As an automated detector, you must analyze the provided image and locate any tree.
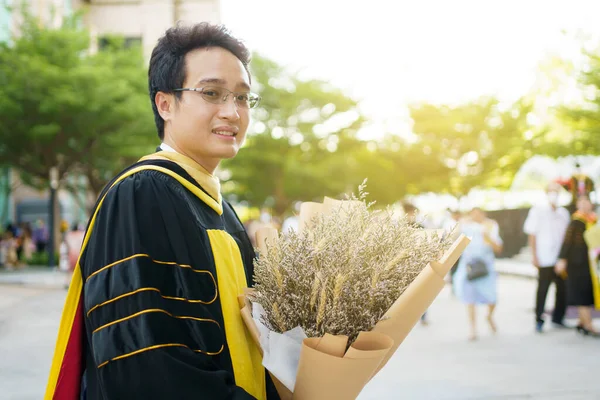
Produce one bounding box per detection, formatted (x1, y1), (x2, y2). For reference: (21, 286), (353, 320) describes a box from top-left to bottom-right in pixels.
(221, 54), (366, 217)
(556, 48), (600, 154)
(0, 10), (156, 205)
(408, 97), (534, 196)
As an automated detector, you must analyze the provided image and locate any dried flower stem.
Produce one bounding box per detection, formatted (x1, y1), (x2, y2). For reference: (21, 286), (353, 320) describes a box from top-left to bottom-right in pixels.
(252, 183), (453, 343)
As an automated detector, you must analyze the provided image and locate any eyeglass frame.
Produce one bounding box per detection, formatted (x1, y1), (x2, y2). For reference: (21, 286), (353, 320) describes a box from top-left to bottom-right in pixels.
(172, 86), (261, 109)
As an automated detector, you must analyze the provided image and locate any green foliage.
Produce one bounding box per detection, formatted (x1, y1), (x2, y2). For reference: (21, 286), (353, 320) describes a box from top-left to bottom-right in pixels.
(3, 8), (579, 218)
(222, 54), (367, 216)
(222, 55), (539, 214)
(26, 251), (59, 266)
(556, 49), (600, 154)
(409, 97), (534, 196)
(0, 9), (156, 199)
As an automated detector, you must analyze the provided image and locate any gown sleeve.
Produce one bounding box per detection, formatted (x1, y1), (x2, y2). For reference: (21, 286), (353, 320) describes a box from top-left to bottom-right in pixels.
(559, 219), (576, 261)
(81, 170), (256, 400)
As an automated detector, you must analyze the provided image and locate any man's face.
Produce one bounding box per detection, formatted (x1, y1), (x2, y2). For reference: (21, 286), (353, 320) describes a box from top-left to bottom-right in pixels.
(160, 47), (251, 170)
(546, 189), (559, 205)
(470, 208), (485, 223)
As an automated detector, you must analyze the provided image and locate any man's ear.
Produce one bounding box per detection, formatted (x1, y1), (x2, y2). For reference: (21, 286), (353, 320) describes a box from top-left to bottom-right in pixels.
(155, 91), (175, 122)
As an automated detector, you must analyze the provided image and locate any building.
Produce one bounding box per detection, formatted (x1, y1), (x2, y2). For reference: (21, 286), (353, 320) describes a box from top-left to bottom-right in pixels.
(79, 0), (221, 59)
(0, 2), (12, 42)
(0, 0), (221, 229)
(1, 0), (74, 39)
(1, 0), (221, 58)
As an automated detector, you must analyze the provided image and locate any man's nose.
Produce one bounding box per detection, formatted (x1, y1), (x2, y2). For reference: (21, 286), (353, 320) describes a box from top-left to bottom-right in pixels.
(218, 96), (241, 120)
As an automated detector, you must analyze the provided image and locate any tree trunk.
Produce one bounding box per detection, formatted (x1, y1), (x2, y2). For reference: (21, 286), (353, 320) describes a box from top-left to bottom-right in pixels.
(83, 166), (106, 206)
(0, 167), (11, 226)
(63, 177), (93, 220)
(273, 172), (289, 219)
(52, 190), (61, 256)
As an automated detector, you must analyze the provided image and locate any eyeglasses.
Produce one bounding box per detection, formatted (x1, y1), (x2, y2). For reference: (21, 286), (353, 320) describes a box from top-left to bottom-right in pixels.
(173, 86), (261, 109)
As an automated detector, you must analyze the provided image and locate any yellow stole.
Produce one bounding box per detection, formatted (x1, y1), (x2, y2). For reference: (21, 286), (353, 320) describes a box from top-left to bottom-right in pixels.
(139, 151), (222, 206)
(573, 212), (600, 310)
(139, 152), (266, 399)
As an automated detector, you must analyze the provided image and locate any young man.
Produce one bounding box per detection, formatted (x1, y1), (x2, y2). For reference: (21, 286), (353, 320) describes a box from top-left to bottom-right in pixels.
(45, 23), (279, 399)
(523, 182), (571, 333)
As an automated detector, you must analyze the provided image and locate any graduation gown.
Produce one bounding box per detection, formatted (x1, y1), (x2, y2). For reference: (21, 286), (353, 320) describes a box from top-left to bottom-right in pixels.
(45, 151), (279, 400)
(559, 213), (596, 307)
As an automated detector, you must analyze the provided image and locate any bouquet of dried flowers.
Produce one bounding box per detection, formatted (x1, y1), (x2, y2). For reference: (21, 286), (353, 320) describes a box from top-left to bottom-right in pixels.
(239, 184), (470, 400)
(252, 185), (452, 343)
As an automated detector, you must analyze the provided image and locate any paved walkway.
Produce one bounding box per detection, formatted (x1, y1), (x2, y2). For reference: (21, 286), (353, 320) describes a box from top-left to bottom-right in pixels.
(359, 276), (600, 399)
(1, 270), (599, 399)
(0, 267), (69, 288)
(495, 258), (537, 279)
(0, 255), (539, 289)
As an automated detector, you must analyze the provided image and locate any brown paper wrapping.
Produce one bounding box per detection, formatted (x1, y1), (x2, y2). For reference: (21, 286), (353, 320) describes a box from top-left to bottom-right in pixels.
(238, 298), (394, 399)
(238, 305), (394, 399)
(256, 226), (278, 255)
(292, 332), (393, 400)
(298, 197), (362, 234)
(297, 202), (324, 234)
(322, 196), (362, 215)
(245, 201), (471, 399)
(238, 294), (261, 352)
(371, 233), (470, 372)
(271, 376), (293, 400)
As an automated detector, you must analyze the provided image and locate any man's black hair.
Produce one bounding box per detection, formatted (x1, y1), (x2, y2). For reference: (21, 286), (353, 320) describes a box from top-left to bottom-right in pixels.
(148, 23), (251, 139)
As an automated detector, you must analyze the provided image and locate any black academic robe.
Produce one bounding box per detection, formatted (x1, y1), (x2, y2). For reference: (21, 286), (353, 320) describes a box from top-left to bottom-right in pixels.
(559, 216), (595, 306)
(45, 157), (280, 400)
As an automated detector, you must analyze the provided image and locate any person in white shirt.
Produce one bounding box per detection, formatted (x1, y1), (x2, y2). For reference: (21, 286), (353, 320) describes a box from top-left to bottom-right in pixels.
(442, 209), (462, 233)
(281, 202), (301, 233)
(523, 182), (571, 332)
(281, 215), (299, 233)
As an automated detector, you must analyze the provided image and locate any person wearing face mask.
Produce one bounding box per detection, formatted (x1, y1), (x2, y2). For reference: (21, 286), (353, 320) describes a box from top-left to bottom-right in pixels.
(523, 182), (571, 333)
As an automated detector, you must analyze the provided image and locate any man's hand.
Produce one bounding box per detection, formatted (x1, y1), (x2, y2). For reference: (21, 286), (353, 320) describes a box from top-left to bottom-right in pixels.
(554, 259), (567, 278)
(529, 235), (539, 268)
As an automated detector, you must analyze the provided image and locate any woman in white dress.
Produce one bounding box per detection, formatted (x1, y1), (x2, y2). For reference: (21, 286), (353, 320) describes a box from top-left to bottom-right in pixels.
(453, 208), (503, 340)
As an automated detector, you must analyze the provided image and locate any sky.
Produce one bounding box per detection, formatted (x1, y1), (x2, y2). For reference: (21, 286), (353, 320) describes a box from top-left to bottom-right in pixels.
(221, 0), (600, 139)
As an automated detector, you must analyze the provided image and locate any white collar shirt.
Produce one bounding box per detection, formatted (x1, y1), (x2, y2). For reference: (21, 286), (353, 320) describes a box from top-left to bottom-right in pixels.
(160, 142), (177, 153)
(523, 203), (570, 267)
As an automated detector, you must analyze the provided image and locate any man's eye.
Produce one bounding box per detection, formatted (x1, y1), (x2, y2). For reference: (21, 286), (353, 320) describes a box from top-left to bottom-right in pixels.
(236, 94), (249, 102)
(202, 89), (221, 97)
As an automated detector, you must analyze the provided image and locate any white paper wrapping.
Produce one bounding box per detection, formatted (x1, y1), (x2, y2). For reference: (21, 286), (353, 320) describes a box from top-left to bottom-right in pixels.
(252, 302), (307, 391)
